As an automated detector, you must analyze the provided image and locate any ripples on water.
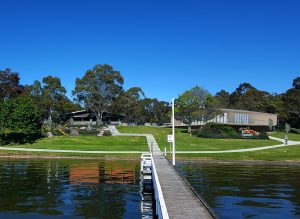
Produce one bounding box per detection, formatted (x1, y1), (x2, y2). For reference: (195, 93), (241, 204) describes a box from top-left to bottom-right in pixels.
(176, 161), (300, 219)
(0, 159), (148, 219)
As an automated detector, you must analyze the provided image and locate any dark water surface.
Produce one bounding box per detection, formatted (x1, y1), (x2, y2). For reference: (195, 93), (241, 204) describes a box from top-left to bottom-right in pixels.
(0, 158), (143, 219)
(176, 161), (300, 219)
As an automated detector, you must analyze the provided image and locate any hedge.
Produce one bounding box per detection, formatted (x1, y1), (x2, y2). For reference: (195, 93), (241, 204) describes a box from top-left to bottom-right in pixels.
(197, 123), (269, 139)
(0, 97), (42, 145)
(197, 123), (241, 139)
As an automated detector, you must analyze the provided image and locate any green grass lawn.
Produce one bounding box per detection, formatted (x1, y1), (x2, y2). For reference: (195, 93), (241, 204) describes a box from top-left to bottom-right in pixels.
(174, 144), (300, 161)
(2, 127), (297, 161)
(117, 126), (280, 151)
(270, 132), (300, 141)
(12, 136), (148, 151)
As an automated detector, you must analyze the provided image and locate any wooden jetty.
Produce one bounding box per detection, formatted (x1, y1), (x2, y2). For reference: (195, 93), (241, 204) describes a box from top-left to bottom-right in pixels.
(145, 134), (216, 219)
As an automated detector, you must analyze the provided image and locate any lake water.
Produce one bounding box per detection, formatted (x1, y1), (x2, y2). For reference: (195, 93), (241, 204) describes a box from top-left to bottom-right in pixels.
(2, 158), (300, 219)
(0, 158), (151, 219)
(176, 161), (300, 219)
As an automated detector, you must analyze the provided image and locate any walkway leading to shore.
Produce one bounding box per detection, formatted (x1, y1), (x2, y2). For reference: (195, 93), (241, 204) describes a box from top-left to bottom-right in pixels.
(108, 125), (120, 136)
(139, 133), (215, 218)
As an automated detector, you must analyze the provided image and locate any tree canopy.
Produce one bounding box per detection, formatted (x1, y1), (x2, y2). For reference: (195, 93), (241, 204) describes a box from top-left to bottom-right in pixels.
(111, 87), (170, 125)
(0, 68), (23, 100)
(112, 87), (145, 124)
(28, 77), (80, 123)
(0, 97), (42, 144)
(175, 86), (220, 135)
(0, 65), (299, 146)
(41, 76), (67, 120)
(293, 77), (300, 90)
(73, 64), (124, 125)
(214, 77), (300, 128)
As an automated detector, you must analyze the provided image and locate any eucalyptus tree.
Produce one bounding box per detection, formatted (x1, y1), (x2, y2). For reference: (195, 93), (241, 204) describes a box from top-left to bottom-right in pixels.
(140, 98), (170, 125)
(282, 77), (300, 128)
(293, 77), (300, 90)
(73, 64), (124, 126)
(30, 79), (80, 122)
(215, 90), (230, 108)
(41, 76), (67, 121)
(112, 87), (145, 124)
(175, 86), (219, 135)
(0, 68), (23, 100)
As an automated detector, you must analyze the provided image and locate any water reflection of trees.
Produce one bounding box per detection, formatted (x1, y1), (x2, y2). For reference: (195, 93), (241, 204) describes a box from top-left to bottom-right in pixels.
(177, 162), (300, 216)
(0, 160), (68, 215)
(0, 159), (141, 218)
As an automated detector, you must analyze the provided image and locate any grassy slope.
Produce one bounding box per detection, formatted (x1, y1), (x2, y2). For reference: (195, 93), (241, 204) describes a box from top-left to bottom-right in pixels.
(2, 128), (299, 161)
(12, 136), (148, 151)
(117, 126), (280, 151)
(116, 126), (300, 161)
(270, 132), (300, 141)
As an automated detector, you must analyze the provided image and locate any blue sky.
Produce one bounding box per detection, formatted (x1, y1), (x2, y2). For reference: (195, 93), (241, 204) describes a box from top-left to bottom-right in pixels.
(0, 0), (299, 101)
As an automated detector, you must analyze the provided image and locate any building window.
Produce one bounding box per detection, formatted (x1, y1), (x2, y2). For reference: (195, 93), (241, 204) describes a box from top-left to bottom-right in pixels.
(234, 113), (249, 124)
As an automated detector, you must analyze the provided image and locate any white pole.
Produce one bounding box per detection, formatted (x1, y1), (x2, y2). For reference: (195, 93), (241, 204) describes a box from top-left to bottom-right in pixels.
(172, 98), (175, 166)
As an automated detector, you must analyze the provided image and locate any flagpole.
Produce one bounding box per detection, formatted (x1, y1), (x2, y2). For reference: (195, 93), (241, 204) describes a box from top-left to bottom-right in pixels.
(172, 98), (175, 166)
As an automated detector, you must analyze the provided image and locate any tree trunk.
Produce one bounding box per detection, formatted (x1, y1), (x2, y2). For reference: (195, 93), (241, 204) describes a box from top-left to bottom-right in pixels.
(188, 125), (192, 136)
(96, 111), (103, 127)
(48, 107), (52, 120)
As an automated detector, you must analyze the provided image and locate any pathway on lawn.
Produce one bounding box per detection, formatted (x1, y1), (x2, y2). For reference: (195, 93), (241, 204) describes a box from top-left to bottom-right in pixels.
(108, 125), (120, 136)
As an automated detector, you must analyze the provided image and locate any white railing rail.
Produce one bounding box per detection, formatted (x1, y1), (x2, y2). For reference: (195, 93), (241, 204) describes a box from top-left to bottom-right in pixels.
(151, 156), (169, 219)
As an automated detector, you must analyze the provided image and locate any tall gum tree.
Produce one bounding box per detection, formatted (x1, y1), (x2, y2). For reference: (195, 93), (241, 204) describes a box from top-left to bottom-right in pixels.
(111, 87), (145, 124)
(73, 64), (124, 126)
(0, 68), (23, 100)
(42, 76), (67, 121)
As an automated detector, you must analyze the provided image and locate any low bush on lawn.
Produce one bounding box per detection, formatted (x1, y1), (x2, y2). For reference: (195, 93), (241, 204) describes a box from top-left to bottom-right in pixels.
(290, 128), (300, 134)
(78, 130), (99, 136)
(197, 123), (269, 139)
(197, 123), (241, 139)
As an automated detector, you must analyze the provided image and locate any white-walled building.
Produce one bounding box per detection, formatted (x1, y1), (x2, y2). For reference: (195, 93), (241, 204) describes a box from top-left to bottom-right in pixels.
(173, 108), (278, 131)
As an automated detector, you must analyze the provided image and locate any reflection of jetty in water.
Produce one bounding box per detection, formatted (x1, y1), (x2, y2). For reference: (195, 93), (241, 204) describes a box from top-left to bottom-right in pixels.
(140, 154), (155, 219)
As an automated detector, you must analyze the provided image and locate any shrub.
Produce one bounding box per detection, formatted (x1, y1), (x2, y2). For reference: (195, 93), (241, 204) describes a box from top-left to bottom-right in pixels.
(197, 123), (240, 139)
(191, 130), (198, 136)
(290, 128), (300, 134)
(78, 130), (99, 136)
(52, 130), (63, 136)
(64, 128), (72, 135)
(181, 129), (200, 136)
(247, 132), (269, 139)
(0, 130), (42, 145)
(0, 98), (42, 144)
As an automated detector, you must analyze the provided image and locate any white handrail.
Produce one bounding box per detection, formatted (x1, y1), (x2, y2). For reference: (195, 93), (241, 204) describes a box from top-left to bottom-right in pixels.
(151, 156), (169, 219)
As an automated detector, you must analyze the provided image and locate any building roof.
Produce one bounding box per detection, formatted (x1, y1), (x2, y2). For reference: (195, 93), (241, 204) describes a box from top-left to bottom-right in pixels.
(66, 110), (87, 115)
